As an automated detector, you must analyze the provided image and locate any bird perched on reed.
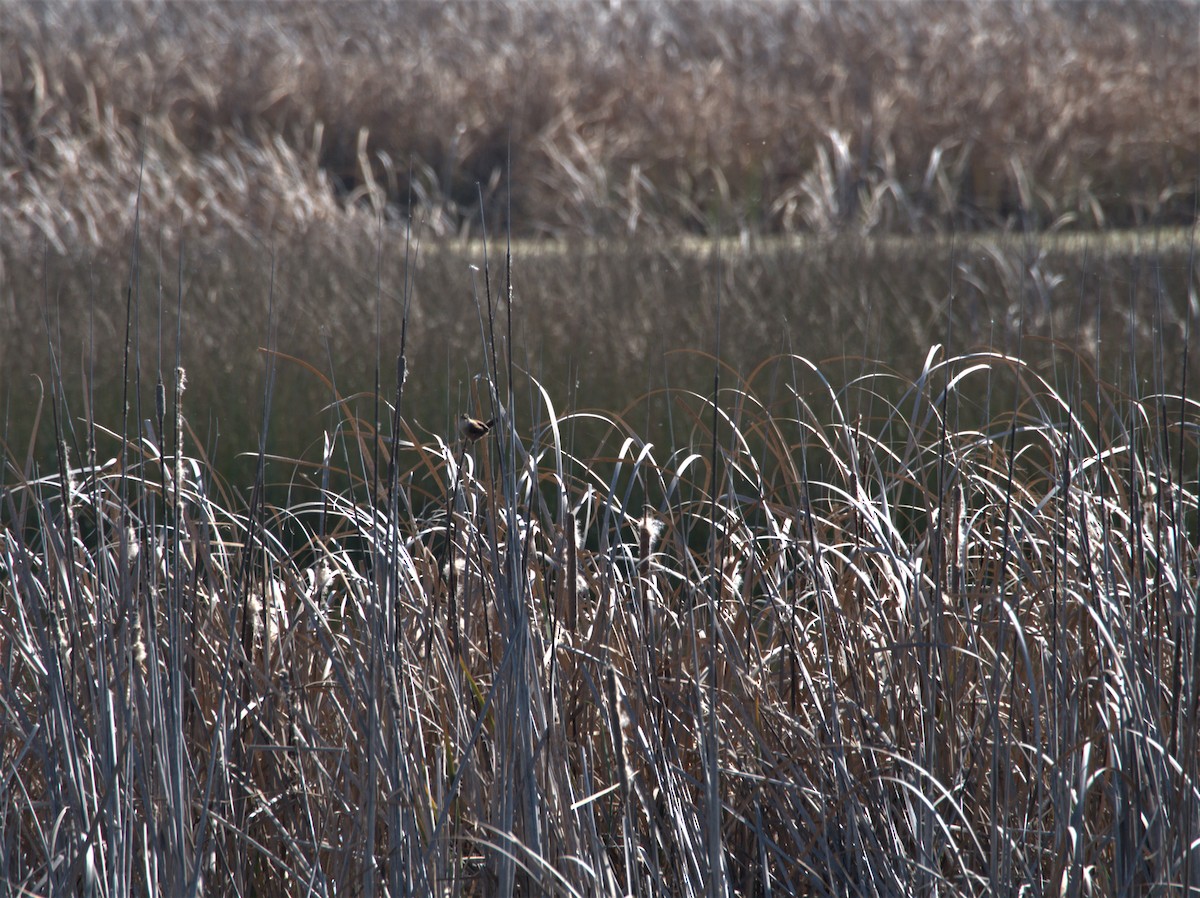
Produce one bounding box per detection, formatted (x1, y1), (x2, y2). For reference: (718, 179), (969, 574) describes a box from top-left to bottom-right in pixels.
(458, 414), (495, 443)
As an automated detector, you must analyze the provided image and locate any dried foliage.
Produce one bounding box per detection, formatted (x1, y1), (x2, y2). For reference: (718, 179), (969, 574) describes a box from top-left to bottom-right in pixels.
(3, 338), (1198, 894)
(2, 0), (1197, 250)
(2, 3), (1199, 893)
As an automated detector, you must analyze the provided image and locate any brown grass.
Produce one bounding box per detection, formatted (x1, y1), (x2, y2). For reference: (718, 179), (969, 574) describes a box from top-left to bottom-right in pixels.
(2, 0), (1197, 251)
(2, 5), (1198, 892)
(2, 341), (1197, 894)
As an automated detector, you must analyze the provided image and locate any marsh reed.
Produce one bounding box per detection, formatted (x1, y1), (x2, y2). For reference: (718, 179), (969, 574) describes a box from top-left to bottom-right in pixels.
(3, 2), (1198, 894)
(3, 266), (1197, 892)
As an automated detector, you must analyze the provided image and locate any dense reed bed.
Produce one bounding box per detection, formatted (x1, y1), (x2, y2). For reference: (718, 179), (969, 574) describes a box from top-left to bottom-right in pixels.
(4, 0), (1196, 487)
(3, 309), (1198, 893)
(3, 0), (1196, 252)
(3, 2), (1198, 894)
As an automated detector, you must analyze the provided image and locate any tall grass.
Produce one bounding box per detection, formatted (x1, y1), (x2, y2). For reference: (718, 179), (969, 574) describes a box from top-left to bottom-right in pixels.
(4, 0), (1195, 487)
(6, 227), (1196, 489)
(3, 0), (1196, 250)
(2, 2), (1198, 894)
(3, 272), (1197, 893)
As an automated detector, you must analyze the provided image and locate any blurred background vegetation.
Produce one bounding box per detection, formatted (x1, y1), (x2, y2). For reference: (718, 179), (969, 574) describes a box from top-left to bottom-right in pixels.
(2, 0), (1196, 484)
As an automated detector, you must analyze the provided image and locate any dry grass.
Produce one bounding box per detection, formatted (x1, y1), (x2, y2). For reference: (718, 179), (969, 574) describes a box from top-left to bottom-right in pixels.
(2, 0), (1196, 252)
(2, 299), (1198, 893)
(2, 3), (1199, 894)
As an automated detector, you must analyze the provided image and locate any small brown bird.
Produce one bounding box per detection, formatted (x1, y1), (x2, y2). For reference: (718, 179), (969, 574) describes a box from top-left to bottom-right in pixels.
(458, 414), (495, 443)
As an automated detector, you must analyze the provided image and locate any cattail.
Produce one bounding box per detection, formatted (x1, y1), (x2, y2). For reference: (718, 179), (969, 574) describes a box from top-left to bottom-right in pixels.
(604, 665), (633, 805)
(264, 577), (288, 667)
(174, 367), (187, 501)
(312, 560), (332, 595)
(246, 588), (263, 645)
(132, 600), (147, 671)
(61, 440), (77, 533)
(155, 379), (166, 425)
(123, 524), (140, 569)
(637, 506), (662, 578)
